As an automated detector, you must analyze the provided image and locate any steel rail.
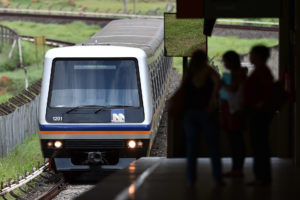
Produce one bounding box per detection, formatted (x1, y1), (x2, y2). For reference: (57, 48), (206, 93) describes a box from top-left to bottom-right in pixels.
(214, 23), (279, 32)
(35, 179), (66, 200)
(216, 19), (279, 26)
(0, 8), (163, 19)
(0, 163), (49, 197)
(0, 10), (278, 33)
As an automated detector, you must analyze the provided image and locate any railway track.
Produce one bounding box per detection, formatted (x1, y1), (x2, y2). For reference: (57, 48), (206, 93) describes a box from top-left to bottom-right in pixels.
(0, 8), (162, 26)
(0, 9), (279, 33)
(0, 161), (65, 200)
(20, 35), (75, 47)
(35, 179), (66, 200)
(214, 23), (278, 32)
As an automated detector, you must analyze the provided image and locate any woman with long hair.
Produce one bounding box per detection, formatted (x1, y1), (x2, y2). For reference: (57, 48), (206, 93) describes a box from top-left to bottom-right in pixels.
(182, 49), (223, 186)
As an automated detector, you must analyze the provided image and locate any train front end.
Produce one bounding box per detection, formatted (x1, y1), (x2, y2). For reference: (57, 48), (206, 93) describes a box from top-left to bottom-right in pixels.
(39, 46), (152, 171)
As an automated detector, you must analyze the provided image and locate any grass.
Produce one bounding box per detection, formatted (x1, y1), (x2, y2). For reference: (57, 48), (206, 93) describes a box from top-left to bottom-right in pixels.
(0, 61), (44, 96)
(0, 41), (22, 72)
(0, 93), (13, 102)
(0, 21), (101, 43)
(164, 14), (206, 57)
(171, 36), (278, 74)
(4, 0), (173, 14)
(173, 57), (183, 74)
(0, 134), (44, 183)
(208, 36), (278, 61)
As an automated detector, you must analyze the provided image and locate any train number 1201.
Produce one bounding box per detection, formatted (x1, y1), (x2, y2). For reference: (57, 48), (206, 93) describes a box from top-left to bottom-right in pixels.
(53, 116), (63, 121)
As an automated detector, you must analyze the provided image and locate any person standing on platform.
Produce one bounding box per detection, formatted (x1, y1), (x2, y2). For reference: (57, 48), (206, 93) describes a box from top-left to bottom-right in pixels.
(181, 50), (223, 187)
(243, 45), (274, 185)
(220, 51), (247, 178)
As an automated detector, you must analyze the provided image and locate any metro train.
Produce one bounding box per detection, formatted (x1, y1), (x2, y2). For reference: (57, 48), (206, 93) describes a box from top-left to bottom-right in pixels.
(39, 19), (172, 171)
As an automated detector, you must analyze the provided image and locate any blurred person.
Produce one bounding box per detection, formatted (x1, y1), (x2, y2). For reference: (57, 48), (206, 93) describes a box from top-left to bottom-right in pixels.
(220, 51), (247, 178)
(243, 45), (274, 185)
(181, 49), (223, 187)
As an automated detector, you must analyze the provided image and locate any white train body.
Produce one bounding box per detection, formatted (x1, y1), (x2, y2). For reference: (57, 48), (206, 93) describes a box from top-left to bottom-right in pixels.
(39, 19), (172, 171)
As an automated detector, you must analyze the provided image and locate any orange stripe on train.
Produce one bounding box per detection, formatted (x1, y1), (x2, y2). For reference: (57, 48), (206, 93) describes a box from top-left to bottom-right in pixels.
(40, 131), (151, 135)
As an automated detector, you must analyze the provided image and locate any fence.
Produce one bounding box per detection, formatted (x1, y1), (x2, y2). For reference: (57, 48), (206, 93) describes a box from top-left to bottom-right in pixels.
(0, 24), (17, 53)
(0, 25), (73, 158)
(0, 24), (23, 70)
(0, 79), (41, 157)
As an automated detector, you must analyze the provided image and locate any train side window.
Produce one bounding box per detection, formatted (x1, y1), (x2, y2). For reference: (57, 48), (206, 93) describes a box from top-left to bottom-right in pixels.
(154, 73), (158, 101)
(157, 67), (161, 95)
(160, 63), (164, 94)
(160, 63), (164, 88)
(159, 62), (162, 91)
(151, 72), (156, 103)
(155, 70), (159, 101)
(154, 71), (157, 103)
(162, 60), (165, 79)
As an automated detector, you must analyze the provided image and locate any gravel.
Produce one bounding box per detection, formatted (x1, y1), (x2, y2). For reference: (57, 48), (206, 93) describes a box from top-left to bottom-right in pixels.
(53, 185), (94, 200)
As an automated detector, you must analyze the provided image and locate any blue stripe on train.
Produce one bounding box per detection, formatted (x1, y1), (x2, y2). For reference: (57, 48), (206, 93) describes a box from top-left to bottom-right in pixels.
(39, 123), (152, 131)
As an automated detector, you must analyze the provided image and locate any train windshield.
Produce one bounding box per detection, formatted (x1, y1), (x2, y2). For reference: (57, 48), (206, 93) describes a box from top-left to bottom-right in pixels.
(49, 59), (141, 108)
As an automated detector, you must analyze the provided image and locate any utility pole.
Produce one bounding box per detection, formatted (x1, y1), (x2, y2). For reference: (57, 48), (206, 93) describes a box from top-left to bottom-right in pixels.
(123, 0), (127, 13)
(17, 37), (28, 89)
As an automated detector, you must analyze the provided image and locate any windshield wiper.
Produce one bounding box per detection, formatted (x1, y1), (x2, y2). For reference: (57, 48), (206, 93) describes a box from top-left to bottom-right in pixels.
(94, 105), (134, 114)
(65, 105), (102, 114)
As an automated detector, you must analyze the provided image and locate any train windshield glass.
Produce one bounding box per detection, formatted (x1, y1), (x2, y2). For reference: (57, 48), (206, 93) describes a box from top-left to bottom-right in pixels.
(49, 59), (140, 108)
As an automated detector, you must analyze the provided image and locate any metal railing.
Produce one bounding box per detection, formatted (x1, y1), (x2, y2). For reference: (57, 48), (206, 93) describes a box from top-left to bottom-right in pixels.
(0, 24), (19, 56)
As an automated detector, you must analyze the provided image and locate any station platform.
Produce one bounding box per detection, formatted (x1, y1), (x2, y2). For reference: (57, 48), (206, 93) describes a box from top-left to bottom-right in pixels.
(76, 157), (300, 200)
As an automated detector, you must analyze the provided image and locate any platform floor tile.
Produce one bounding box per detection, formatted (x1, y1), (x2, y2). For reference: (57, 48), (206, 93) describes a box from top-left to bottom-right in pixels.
(76, 157), (300, 200)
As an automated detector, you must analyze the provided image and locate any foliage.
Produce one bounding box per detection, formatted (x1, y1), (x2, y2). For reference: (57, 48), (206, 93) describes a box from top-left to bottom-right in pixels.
(0, 43), (20, 72)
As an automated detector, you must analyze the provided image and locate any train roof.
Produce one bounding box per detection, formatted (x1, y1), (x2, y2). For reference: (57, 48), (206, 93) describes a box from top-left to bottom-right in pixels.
(45, 45), (146, 59)
(81, 19), (164, 57)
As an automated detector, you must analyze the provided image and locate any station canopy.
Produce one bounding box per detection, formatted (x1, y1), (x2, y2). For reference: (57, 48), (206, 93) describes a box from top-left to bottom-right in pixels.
(177, 0), (281, 18)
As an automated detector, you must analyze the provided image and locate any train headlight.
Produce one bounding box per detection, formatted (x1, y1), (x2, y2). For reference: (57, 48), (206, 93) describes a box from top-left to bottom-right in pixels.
(47, 141), (53, 148)
(137, 141), (143, 148)
(128, 140), (136, 149)
(54, 141), (63, 149)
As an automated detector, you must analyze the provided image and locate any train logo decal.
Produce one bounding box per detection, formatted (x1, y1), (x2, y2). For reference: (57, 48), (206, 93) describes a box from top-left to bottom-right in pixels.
(111, 109), (125, 123)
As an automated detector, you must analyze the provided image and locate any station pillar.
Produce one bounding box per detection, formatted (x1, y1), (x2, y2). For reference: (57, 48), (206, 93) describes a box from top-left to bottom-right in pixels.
(294, 0), (300, 167)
